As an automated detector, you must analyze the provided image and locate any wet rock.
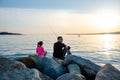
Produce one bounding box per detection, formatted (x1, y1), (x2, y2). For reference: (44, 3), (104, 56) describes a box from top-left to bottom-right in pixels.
(95, 64), (120, 80)
(64, 55), (101, 80)
(57, 73), (86, 80)
(0, 57), (41, 80)
(36, 57), (67, 80)
(16, 57), (36, 68)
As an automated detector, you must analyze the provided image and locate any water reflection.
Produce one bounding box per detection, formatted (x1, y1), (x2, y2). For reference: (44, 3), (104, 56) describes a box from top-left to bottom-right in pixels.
(100, 34), (114, 55)
(0, 35), (120, 70)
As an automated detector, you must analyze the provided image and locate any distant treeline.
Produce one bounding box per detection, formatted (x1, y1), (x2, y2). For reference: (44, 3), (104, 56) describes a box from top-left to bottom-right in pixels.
(0, 32), (22, 35)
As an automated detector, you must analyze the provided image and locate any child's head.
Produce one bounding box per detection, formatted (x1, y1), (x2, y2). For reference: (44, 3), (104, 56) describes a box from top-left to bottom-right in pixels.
(67, 46), (71, 50)
(37, 41), (43, 47)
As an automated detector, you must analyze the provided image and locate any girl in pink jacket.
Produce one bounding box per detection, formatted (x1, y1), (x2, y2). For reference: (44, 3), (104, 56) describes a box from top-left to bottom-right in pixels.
(36, 41), (47, 57)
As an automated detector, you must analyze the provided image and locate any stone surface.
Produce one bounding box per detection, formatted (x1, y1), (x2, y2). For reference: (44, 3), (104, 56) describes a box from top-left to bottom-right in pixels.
(68, 64), (81, 74)
(57, 73), (86, 80)
(39, 72), (53, 80)
(29, 54), (41, 63)
(0, 57), (41, 80)
(36, 57), (67, 80)
(95, 64), (120, 80)
(52, 57), (64, 65)
(64, 55), (101, 80)
(16, 57), (36, 68)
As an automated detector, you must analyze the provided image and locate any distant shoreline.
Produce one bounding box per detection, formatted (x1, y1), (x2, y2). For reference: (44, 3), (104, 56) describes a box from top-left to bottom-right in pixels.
(0, 32), (23, 35)
(67, 32), (120, 35)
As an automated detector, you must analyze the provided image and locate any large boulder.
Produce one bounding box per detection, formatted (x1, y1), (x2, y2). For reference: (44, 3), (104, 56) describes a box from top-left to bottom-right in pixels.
(39, 72), (53, 80)
(52, 57), (64, 65)
(16, 57), (36, 68)
(64, 55), (101, 80)
(68, 64), (81, 74)
(67, 64), (86, 80)
(0, 57), (41, 80)
(95, 64), (120, 80)
(57, 73), (85, 80)
(29, 54), (41, 63)
(36, 57), (67, 80)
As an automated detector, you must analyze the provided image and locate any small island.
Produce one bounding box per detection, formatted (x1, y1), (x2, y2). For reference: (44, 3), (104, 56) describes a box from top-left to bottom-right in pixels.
(0, 32), (22, 35)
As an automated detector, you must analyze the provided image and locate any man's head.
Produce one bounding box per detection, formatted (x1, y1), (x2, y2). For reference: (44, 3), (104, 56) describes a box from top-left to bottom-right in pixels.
(57, 36), (63, 43)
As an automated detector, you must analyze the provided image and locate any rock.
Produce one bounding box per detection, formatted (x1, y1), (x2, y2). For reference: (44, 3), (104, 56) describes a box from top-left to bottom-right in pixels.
(67, 64), (86, 80)
(29, 54), (41, 63)
(95, 64), (120, 80)
(16, 57), (36, 68)
(57, 73), (86, 80)
(0, 57), (41, 80)
(68, 64), (81, 74)
(52, 57), (64, 65)
(36, 57), (67, 80)
(0, 55), (6, 58)
(64, 55), (101, 80)
(39, 72), (53, 80)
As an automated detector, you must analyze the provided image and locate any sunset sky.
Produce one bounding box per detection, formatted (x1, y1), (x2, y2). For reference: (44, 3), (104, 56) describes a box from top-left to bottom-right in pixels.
(0, 0), (120, 34)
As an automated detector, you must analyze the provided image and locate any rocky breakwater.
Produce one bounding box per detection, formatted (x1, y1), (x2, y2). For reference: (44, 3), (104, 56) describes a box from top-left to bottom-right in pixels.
(35, 57), (67, 80)
(0, 57), (41, 80)
(95, 64), (120, 80)
(0, 54), (120, 80)
(63, 55), (101, 80)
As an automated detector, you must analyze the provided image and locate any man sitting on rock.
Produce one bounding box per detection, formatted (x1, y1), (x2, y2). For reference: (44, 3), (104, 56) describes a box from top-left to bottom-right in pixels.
(53, 36), (71, 59)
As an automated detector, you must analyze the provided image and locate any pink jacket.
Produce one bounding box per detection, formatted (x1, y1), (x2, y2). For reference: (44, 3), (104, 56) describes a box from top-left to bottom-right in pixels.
(36, 46), (45, 56)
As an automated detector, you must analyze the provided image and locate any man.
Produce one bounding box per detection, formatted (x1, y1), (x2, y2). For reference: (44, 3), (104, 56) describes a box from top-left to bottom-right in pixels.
(53, 36), (71, 59)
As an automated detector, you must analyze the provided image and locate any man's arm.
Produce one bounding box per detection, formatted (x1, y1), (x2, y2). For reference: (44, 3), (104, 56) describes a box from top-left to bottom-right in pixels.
(62, 43), (66, 48)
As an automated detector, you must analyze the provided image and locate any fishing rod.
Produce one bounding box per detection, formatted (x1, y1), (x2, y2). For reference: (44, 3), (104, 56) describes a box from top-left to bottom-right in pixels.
(49, 26), (72, 47)
(49, 26), (58, 38)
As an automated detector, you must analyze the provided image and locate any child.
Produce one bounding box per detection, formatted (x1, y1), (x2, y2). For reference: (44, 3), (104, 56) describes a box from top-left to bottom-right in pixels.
(36, 41), (47, 57)
(62, 46), (72, 59)
(67, 46), (72, 55)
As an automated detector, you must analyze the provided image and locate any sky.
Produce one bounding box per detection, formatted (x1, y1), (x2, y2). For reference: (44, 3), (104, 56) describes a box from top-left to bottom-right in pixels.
(0, 0), (120, 34)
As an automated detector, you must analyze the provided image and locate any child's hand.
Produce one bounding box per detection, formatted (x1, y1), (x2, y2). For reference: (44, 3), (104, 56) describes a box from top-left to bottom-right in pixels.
(44, 51), (47, 56)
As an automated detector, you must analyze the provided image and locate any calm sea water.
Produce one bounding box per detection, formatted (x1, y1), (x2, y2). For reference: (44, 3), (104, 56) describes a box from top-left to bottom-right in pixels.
(0, 34), (120, 70)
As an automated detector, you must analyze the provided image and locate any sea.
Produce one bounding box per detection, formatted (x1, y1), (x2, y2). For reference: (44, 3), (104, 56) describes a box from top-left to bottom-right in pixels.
(0, 34), (120, 70)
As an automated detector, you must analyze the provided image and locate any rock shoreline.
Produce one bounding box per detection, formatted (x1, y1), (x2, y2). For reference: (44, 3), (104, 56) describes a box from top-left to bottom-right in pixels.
(0, 55), (120, 80)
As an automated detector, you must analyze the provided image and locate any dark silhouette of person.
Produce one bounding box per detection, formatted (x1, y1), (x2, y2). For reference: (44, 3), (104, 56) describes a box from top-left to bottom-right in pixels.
(53, 36), (71, 59)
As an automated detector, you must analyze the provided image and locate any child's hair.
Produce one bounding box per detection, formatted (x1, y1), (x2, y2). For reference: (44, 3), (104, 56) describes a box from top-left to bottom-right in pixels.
(37, 41), (43, 47)
(67, 46), (71, 50)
